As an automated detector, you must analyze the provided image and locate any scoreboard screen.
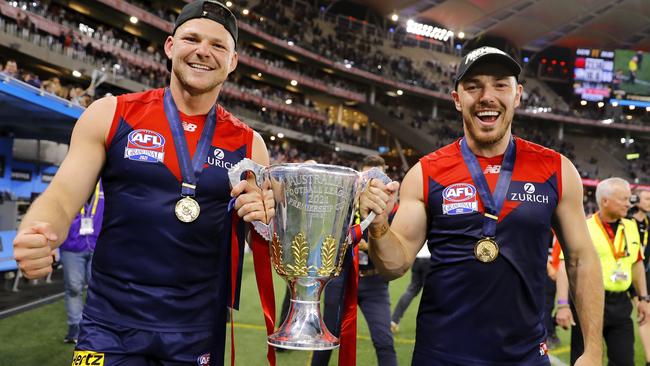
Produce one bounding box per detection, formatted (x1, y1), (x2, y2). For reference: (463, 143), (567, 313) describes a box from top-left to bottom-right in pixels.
(573, 48), (614, 101)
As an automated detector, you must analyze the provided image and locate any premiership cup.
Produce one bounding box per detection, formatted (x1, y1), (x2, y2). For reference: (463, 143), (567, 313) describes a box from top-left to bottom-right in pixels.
(228, 159), (390, 350)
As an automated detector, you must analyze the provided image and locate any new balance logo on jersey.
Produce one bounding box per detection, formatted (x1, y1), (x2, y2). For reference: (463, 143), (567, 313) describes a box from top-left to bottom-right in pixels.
(182, 121), (197, 132)
(484, 165), (501, 174)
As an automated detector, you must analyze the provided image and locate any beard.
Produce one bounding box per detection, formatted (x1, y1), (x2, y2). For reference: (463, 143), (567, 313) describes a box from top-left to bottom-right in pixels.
(463, 108), (514, 148)
(172, 61), (225, 96)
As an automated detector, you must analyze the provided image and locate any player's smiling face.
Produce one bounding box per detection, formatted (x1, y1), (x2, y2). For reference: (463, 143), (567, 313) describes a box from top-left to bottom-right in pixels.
(452, 62), (522, 148)
(165, 18), (238, 95)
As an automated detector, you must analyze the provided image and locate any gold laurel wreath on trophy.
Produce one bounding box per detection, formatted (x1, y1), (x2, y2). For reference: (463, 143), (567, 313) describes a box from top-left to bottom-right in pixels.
(286, 233), (310, 276)
(317, 236), (337, 276)
(271, 233), (286, 276)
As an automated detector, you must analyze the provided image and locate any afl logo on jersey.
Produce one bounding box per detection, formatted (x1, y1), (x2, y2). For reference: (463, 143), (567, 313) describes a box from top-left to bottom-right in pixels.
(196, 353), (210, 366)
(124, 129), (165, 163)
(442, 183), (478, 215)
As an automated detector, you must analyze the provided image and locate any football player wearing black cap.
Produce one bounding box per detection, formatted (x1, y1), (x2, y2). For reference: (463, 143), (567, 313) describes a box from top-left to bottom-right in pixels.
(13, 1), (275, 365)
(358, 46), (604, 365)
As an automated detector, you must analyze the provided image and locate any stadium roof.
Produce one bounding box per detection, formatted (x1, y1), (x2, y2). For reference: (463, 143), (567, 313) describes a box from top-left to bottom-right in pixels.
(352, 0), (650, 52)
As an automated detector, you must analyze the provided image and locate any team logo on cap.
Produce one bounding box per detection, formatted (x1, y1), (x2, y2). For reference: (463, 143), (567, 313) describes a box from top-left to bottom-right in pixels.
(196, 353), (210, 366)
(464, 46), (507, 64)
(124, 129), (165, 163)
(442, 183), (478, 215)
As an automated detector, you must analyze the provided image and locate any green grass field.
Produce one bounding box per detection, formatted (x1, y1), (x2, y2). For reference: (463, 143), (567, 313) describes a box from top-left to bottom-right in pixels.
(614, 49), (650, 96)
(0, 255), (647, 365)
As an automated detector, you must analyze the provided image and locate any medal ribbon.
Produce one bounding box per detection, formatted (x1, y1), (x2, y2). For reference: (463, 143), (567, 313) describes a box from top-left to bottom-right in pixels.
(460, 138), (516, 238)
(594, 213), (626, 260)
(163, 88), (217, 198)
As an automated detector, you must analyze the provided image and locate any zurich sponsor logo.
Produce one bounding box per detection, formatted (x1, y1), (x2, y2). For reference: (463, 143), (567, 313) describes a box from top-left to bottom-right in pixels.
(442, 183), (478, 215)
(206, 147), (234, 169)
(196, 353), (210, 366)
(510, 182), (549, 204)
(524, 183), (535, 194)
(127, 129), (165, 148)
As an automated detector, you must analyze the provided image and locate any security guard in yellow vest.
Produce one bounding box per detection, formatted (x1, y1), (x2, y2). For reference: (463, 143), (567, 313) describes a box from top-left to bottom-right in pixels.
(556, 177), (650, 366)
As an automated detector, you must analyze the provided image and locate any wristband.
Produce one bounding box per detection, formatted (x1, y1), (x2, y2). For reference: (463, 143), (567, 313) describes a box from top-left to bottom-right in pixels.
(638, 295), (650, 303)
(557, 299), (569, 306)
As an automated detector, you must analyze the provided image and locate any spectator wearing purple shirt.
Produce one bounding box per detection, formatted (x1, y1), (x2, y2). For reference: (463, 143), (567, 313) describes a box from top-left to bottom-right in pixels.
(59, 182), (104, 345)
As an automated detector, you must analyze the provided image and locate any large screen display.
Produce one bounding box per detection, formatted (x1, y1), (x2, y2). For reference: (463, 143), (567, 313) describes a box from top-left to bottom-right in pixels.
(573, 48), (614, 102)
(612, 49), (650, 106)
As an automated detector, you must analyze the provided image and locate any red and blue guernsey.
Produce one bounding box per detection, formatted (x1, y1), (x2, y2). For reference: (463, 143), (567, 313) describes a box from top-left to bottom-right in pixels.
(82, 88), (252, 358)
(414, 137), (561, 366)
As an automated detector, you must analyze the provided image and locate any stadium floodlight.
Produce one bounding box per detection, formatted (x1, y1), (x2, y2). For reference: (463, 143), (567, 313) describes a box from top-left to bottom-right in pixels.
(629, 105), (636, 110)
(242, 9), (249, 15)
(390, 13), (399, 22)
(580, 100), (587, 106)
(601, 118), (614, 124)
(225, 1), (233, 7)
(270, 135), (276, 141)
(285, 99), (292, 105)
(290, 80), (298, 86)
(597, 102), (605, 108)
(129, 16), (138, 24)
(457, 32), (465, 39)
(396, 90), (403, 96)
(72, 70), (82, 78)
(406, 19), (454, 41)
(277, 133), (285, 139)
(612, 101), (619, 107)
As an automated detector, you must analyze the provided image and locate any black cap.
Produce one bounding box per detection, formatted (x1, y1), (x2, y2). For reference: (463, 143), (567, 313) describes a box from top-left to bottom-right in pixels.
(454, 46), (522, 89)
(167, 0), (238, 71)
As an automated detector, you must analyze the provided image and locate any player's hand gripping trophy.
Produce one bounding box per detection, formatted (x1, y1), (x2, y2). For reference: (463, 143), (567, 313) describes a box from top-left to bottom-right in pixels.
(229, 159), (390, 350)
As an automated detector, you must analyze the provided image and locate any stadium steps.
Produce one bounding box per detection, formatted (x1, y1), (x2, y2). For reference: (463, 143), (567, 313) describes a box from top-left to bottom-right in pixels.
(356, 103), (437, 155)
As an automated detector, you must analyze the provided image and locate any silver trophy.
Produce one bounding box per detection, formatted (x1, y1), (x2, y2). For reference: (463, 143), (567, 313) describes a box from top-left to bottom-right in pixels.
(228, 159), (390, 350)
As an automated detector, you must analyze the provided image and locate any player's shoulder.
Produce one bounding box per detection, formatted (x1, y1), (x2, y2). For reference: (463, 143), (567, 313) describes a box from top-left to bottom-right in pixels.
(515, 137), (560, 160)
(117, 88), (163, 105)
(218, 104), (252, 132)
(420, 140), (461, 165)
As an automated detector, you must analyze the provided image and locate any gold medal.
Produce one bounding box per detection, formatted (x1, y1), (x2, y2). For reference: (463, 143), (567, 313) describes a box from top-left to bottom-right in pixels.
(175, 196), (200, 223)
(474, 238), (499, 263)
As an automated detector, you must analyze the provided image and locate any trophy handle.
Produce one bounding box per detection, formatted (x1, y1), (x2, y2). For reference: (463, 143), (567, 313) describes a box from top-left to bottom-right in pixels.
(358, 168), (393, 231)
(228, 158), (271, 240)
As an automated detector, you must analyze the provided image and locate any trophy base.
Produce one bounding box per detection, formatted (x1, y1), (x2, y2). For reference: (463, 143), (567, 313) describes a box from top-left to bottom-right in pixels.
(267, 334), (339, 351)
(268, 299), (339, 351)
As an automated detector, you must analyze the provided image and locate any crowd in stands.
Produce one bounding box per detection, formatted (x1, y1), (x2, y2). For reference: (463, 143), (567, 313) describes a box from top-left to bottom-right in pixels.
(2, 0), (650, 185)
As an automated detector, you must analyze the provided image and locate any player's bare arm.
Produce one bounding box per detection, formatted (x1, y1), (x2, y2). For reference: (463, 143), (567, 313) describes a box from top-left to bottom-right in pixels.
(632, 259), (650, 325)
(13, 96), (115, 278)
(365, 162), (427, 280)
(552, 155), (604, 365)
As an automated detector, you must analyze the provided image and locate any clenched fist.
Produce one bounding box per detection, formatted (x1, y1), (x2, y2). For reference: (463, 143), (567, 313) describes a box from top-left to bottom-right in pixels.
(13, 222), (58, 279)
